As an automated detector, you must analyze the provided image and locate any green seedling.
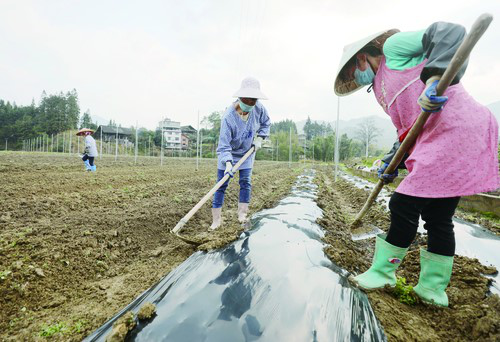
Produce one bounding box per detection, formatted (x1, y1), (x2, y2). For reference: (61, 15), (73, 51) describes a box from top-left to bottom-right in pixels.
(481, 211), (499, 220)
(393, 277), (417, 306)
(39, 322), (67, 337)
(71, 320), (87, 334)
(0, 270), (12, 280)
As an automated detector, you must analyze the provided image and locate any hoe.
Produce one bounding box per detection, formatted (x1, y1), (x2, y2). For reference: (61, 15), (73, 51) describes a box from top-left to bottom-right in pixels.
(171, 146), (256, 246)
(350, 13), (494, 239)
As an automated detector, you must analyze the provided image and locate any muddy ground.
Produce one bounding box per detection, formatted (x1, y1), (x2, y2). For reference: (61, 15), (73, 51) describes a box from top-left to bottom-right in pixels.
(315, 168), (499, 342)
(0, 152), (302, 341)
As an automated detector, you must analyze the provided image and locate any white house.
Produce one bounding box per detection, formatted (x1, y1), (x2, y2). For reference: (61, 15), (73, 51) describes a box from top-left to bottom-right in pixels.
(158, 118), (182, 149)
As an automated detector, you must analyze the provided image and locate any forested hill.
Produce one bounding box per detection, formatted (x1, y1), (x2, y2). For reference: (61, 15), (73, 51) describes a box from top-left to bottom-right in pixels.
(0, 90), (95, 148)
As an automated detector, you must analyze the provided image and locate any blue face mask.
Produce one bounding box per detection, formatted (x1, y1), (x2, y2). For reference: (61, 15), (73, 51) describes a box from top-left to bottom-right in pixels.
(238, 99), (255, 113)
(354, 64), (375, 86)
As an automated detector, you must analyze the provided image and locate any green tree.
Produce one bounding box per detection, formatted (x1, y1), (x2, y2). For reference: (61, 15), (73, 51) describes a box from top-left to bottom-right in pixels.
(65, 89), (80, 129)
(270, 119), (297, 134)
(355, 118), (380, 158)
(303, 116), (313, 140)
(80, 110), (97, 129)
(201, 111), (223, 154)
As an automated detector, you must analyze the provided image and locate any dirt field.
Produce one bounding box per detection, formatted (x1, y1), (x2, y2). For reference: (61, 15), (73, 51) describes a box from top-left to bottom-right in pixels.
(315, 168), (500, 342)
(2, 153), (498, 341)
(0, 152), (302, 341)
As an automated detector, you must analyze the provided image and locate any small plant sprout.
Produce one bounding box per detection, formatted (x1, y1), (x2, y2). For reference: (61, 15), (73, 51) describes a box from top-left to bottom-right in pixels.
(0, 270), (12, 280)
(39, 322), (68, 337)
(393, 277), (417, 306)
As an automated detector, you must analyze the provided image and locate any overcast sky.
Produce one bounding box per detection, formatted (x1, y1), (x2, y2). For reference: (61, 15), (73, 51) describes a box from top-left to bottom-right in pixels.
(1, 0), (499, 130)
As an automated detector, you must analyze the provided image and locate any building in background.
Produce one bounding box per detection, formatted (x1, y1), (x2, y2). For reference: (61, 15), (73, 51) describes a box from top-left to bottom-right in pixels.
(181, 133), (190, 149)
(181, 125), (197, 135)
(158, 118), (182, 149)
(181, 125), (197, 150)
(95, 125), (134, 145)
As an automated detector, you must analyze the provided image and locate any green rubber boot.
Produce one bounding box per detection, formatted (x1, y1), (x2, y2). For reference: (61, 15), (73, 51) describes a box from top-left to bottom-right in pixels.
(413, 249), (453, 307)
(353, 234), (408, 290)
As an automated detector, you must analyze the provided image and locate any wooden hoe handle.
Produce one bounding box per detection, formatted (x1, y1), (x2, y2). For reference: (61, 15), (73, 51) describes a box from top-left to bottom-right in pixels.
(351, 13), (493, 228)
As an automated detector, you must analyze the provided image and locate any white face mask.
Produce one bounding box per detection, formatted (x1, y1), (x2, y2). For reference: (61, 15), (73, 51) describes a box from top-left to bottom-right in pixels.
(238, 99), (255, 113)
(354, 63), (375, 86)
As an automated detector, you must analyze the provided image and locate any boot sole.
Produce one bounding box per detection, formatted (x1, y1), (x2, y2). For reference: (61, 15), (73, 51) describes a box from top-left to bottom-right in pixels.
(348, 275), (394, 292)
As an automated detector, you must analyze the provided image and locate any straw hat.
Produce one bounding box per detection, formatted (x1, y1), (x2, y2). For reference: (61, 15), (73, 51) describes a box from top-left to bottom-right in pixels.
(334, 29), (399, 96)
(233, 77), (268, 99)
(76, 128), (94, 136)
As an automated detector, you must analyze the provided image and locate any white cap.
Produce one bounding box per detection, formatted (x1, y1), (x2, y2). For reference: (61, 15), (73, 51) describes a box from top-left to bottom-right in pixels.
(233, 77), (268, 99)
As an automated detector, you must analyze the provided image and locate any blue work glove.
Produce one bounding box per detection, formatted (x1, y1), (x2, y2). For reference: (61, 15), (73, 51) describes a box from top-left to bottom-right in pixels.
(224, 161), (234, 178)
(378, 162), (398, 184)
(417, 76), (448, 113)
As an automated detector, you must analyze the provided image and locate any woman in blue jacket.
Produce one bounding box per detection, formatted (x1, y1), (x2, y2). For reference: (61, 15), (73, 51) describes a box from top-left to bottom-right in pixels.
(211, 77), (271, 229)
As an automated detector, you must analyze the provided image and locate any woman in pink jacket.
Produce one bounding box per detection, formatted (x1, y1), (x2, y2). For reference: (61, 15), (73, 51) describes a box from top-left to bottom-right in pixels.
(334, 22), (498, 307)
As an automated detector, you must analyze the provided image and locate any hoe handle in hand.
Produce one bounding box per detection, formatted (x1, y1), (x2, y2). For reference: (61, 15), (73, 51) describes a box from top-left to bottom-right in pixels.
(171, 146), (256, 234)
(351, 13), (493, 228)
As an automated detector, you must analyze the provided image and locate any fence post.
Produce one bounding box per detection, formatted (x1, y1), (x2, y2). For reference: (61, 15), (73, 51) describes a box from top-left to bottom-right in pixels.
(135, 121), (138, 164)
(289, 127), (292, 168)
(161, 128), (164, 166)
(334, 97), (340, 182)
(200, 131), (203, 160)
(99, 128), (102, 159)
(196, 110), (200, 170)
(115, 126), (118, 161)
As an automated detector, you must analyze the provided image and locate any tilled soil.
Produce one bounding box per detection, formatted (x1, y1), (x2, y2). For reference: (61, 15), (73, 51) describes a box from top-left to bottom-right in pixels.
(315, 168), (500, 342)
(0, 153), (302, 341)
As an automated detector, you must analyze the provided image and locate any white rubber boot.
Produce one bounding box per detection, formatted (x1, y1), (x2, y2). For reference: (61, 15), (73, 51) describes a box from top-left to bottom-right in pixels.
(238, 203), (249, 223)
(210, 208), (222, 230)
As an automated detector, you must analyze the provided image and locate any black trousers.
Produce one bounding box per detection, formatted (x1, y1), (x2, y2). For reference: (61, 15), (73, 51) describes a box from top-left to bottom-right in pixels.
(386, 192), (460, 257)
(82, 154), (94, 166)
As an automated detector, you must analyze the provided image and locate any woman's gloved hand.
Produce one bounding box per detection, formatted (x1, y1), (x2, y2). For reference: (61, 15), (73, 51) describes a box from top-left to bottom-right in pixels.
(224, 161), (234, 178)
(378, 162), (398, 184)
(252, 136), (263, 152)
(417, 76), (448, 113)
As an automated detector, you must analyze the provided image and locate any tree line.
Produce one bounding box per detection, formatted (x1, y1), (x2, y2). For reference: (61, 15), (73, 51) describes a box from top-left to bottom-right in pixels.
(2, 91), (383, 161)
(0, 89), (91, 149)
(194, 112), (376, 162)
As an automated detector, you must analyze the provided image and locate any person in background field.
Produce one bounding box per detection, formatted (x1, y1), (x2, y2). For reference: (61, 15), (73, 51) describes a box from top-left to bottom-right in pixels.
(210, 77), (271, 230)
(77, 128), (98, 172)
(334, 22), (499, 307)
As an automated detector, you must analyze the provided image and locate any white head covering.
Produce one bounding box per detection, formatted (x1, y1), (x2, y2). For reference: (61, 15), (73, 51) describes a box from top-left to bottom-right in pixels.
(233, 77), (268, 99)
(334, 29), (399, 96)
